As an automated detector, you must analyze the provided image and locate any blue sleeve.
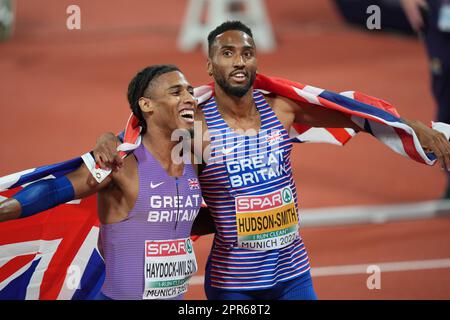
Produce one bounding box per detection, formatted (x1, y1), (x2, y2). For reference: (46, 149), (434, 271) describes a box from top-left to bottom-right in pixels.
(12, 175), (75, 218)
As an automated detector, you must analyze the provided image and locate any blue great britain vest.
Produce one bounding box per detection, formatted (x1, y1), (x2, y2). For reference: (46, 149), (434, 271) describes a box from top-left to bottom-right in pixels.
(199, 90), (311, 290)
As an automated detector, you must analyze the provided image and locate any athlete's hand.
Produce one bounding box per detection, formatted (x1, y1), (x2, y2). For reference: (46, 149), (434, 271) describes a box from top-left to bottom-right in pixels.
(94, 132), (123, 171)
(405, 119), (450, 171)
(400, 0), (428, 32)
(0, 198), (21, 223)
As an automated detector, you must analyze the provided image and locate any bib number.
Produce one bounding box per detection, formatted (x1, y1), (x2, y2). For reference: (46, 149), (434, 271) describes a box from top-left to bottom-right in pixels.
(235, 187), (299, 250)
(143, 238), (197, 300)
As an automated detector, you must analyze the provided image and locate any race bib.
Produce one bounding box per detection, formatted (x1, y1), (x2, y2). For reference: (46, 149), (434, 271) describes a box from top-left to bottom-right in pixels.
(438, 4), (450, 32)
(143, 238), (197, 300)
(235, 187), (299, 250)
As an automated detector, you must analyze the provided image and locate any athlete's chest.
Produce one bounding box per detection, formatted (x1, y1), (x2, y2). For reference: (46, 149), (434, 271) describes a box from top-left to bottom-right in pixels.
(221, 113), (261, 134)
(217, 101), (291, 134)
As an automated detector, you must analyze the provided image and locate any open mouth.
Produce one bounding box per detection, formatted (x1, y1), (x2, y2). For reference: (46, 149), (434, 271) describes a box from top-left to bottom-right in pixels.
(230, 71), (247, 83)
(179, 109), (194, 123)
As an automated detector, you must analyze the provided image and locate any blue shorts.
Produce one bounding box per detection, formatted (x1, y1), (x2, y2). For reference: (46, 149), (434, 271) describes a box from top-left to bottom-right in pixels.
(204, 260), (317, 300)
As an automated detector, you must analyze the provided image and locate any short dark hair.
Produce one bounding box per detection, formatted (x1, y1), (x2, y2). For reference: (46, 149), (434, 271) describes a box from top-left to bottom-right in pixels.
(207, 21), (253, 56)
(127, 64), (180, 134)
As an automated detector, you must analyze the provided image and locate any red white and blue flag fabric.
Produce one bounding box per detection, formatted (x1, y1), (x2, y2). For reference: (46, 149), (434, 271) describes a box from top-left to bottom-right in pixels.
(0, 159), (105, 300)
(1, 73), (448, 300)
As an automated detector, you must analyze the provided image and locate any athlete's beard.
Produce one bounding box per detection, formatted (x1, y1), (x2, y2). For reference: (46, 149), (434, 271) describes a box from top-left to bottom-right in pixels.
(215, 71), (256, 97)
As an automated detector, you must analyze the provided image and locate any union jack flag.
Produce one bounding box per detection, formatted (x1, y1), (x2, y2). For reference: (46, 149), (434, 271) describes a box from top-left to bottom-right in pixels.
(266, 130), (284, 146)
(0, 160), (105, 300)
(188, 178), (200, 190)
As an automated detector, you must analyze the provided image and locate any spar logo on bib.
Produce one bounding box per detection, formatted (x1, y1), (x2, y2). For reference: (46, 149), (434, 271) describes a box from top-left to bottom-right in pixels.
(146, 239), (188, 257)
(236, 187), (293, 212)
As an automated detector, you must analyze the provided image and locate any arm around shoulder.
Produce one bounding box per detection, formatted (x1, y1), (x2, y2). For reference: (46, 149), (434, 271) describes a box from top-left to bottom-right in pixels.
(0, 163), (112, 223)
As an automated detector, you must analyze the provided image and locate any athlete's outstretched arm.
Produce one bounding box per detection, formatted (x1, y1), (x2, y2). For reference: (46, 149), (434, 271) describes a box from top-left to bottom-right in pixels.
(293, 98), (362, 131)
(272, 95), (361, 131)
(0, 163), (112, 223)
(295, 97), (450, 170)
(274, 95), (450, 171)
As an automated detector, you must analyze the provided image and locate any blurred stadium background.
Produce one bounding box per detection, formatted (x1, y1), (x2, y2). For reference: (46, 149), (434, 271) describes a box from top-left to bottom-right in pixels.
(1, 0), (449, 299)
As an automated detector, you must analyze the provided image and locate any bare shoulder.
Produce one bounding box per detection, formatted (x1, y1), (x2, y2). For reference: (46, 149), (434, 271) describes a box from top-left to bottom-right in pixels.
(263, 93), (297, 114)
(262, 93), (296, 131)
(105, 152), (138, 190)
(113, 153), (137, 178)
